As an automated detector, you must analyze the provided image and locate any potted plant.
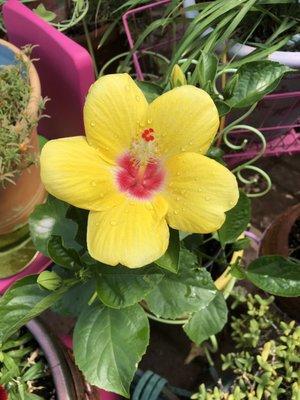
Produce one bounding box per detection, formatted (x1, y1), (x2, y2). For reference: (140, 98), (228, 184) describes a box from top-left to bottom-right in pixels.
(190, 290), (300, 400)
(0, 316), (100, 399)
(0, 39), (47, 282)
(260, 203), (300, 321)
(0, 64), (299, 398)
(130, 290), (300, 399)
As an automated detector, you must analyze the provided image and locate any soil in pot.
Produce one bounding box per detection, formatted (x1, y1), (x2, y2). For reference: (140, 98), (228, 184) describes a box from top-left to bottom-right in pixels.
(289, 218), (300, 259)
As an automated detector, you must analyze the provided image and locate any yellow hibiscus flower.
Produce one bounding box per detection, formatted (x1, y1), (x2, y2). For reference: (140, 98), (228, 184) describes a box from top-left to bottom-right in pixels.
(40, 73), (238, 268)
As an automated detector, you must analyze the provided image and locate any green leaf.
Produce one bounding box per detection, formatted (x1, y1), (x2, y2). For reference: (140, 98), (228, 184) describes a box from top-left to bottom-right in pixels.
(73, 303), (149, 397)
(33, 4), (57, 22)
(136, 80), (163, 103)
(214, 99), (231, 117)
(155, 229), (180, 273)
(218, 190), (251, 247)
(0, 276), (70, 343)
(232, 237), (251, 251)
(197, 51), (218, 90)
(207, 146), (225, 165)
(223, 73), (239, 99)
(95, 264), (163, 309)
(29, 195), (79, 256)
(225, 61), (291, 108)
(22, 362), (44, 381)
(47, 235), (81, 269)
(38, 135), (47, 151)
(230, 262), (246, 280)
(145, 249), (217, 319)
(52, 278), (95, 317)
(183, 292), (228, 345)
(245, 256), (300, 297)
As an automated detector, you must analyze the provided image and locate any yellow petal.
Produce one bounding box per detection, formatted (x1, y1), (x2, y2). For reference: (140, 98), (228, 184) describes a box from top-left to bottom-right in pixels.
(87, 196), (169, 268)
(147, 85), (219, 157)
(40, 136), (123, 211)
(84, 74), (148, 163)
(164, 153), (239, 233)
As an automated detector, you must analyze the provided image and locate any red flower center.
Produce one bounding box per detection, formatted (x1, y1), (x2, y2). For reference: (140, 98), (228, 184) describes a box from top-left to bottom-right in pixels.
(116, 152), (165, 200)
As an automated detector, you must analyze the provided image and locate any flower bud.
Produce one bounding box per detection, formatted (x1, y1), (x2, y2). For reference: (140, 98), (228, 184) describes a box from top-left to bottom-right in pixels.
(170, 65), (187, 88)
(37, 271), (62, 291)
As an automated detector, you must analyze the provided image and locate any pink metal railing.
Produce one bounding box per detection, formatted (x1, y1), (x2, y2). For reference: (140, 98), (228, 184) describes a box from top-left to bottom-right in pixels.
(122, 0), (300, 161)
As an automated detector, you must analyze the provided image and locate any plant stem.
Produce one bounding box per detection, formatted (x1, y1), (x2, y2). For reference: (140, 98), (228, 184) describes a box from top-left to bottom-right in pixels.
(82, 17), (98, 76)
(145, 311), (189, 325)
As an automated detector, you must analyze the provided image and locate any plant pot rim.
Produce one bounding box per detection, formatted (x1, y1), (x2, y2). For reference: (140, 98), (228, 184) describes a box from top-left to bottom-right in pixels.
(0, 253), (51, 295)
(260, 203), (300, 257)
(26, 318), (89, 400)
(0, 39), (41, 123)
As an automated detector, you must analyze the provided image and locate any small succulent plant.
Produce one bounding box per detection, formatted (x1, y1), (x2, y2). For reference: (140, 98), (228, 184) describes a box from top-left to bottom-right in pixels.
(192, 290), (300, 400)
(0, 46), (45, 187)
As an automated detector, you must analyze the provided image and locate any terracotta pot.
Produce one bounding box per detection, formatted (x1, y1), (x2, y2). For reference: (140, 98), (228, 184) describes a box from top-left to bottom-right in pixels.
(0, 39), (46, 235)
(27, 318), (100, 400)
(260, 204), (300, 321)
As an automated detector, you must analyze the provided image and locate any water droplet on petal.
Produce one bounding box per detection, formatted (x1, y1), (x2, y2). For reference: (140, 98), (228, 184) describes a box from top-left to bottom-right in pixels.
(136, 95), (140, 101)
(110, 220), (117, 226)
(176, 196), (180, 201)
(181, 147), (186, 152)
(198, 188), (203, 193)
(174, 210), (179, 215)
(176, 172), (180, 176)
(90, 121), (95, 127)
(91, 180), (97, 187)
(147, 118), (152, 124)
(189, 141), (193, 146)
(95, 222), (100, 227)
(205, 196), (211, 201)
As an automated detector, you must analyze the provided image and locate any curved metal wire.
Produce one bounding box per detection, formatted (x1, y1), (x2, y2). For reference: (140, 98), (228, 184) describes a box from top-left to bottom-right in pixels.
(223, 124), (272, 197)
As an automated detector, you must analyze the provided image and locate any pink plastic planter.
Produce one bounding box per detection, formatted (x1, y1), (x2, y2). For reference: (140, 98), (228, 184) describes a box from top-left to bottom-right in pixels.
(3, 0), (95, 139)
(0, 253), (51, 295)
